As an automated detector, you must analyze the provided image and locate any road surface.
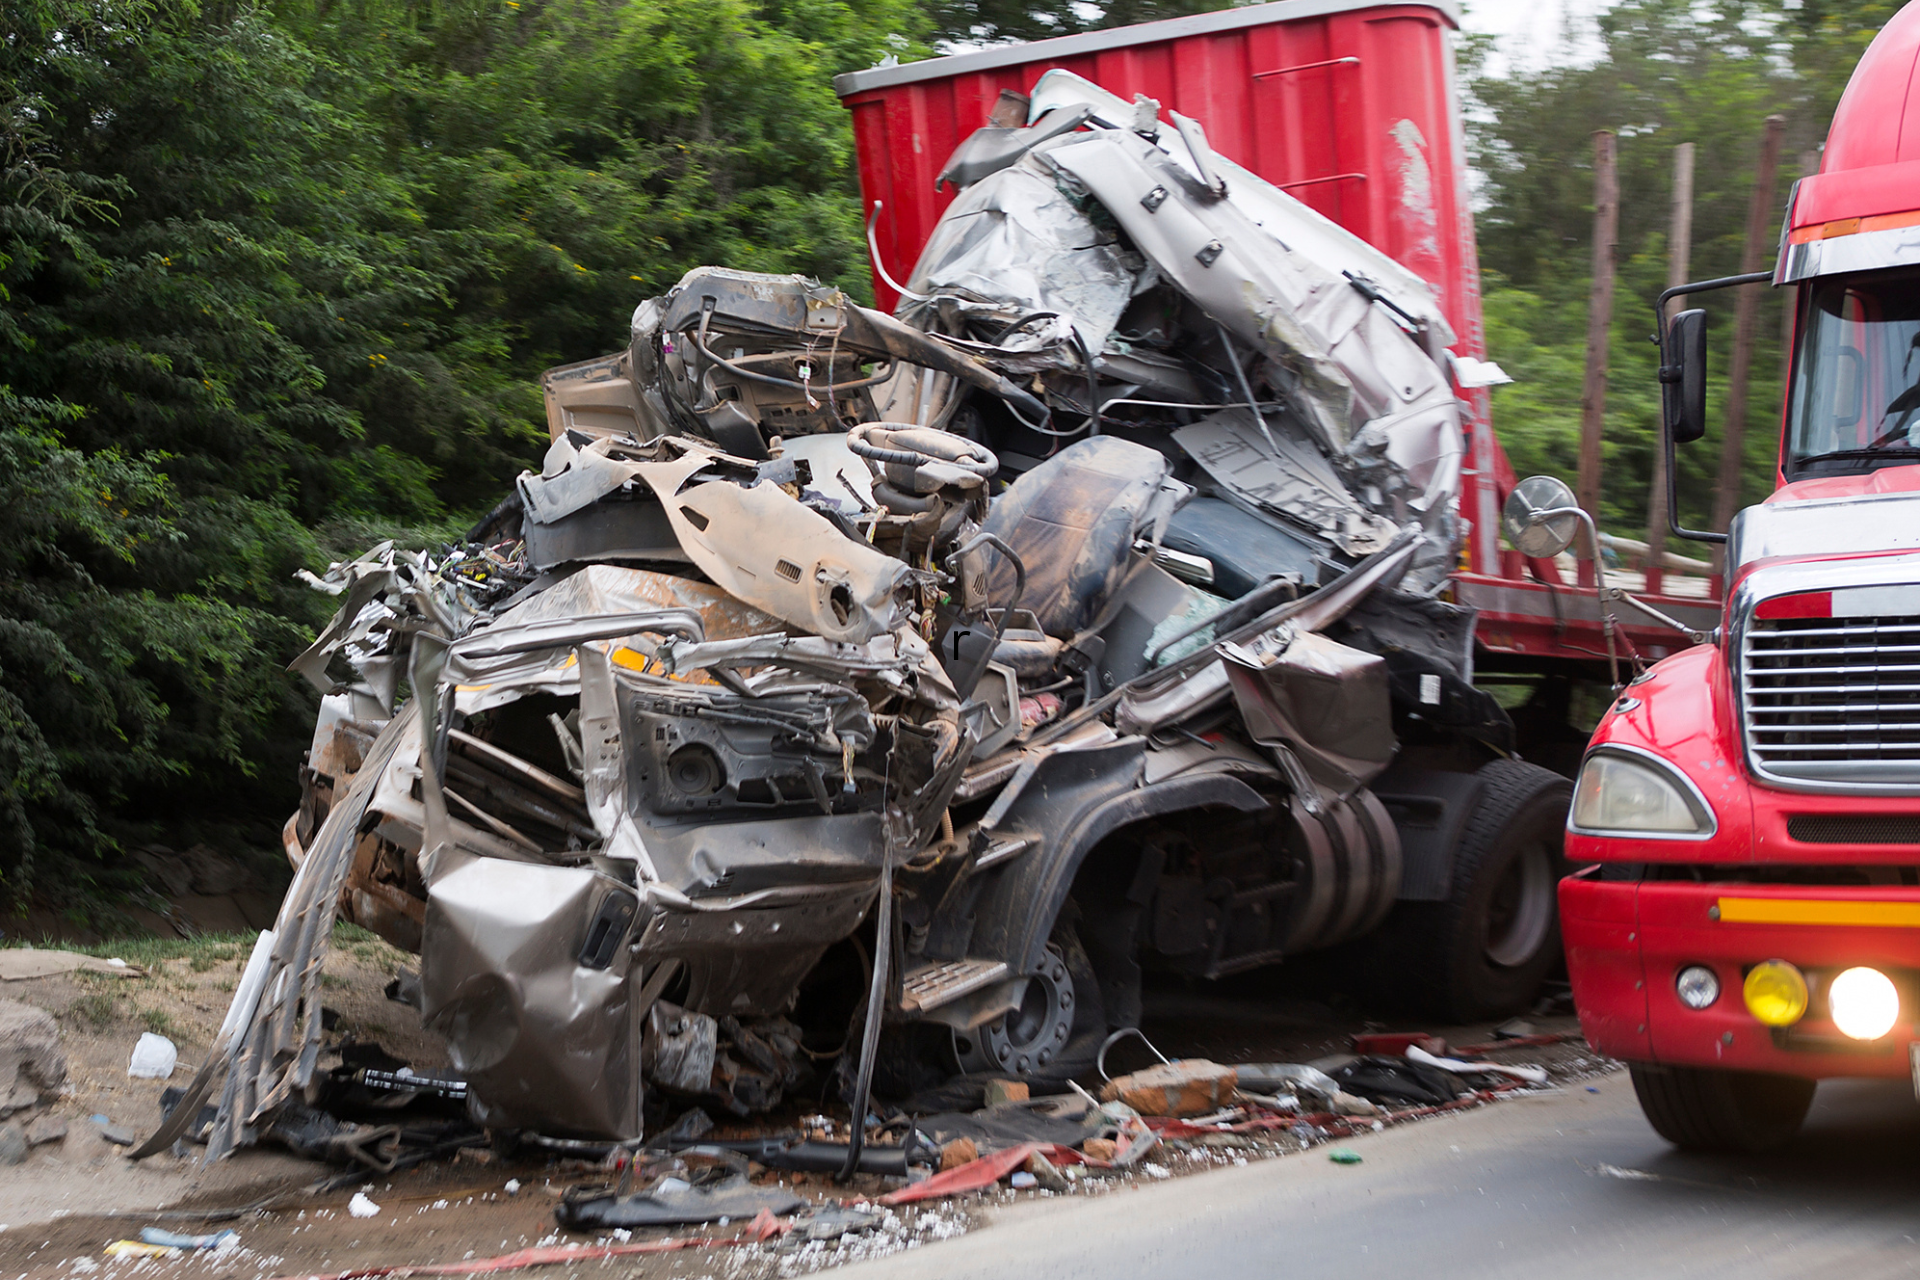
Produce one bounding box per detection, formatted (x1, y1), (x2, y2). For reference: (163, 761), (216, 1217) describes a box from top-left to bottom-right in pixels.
(837, 1073), (1920, 1279)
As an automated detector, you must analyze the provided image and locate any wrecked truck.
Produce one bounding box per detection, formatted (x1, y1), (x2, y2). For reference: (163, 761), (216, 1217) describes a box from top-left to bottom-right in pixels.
(178, 56), (1575, 1154)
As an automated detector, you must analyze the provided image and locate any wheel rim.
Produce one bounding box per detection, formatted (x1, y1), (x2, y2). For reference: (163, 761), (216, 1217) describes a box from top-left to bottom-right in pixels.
(1483, 841), (1552, 968)
(955, 946), (1074, 1076)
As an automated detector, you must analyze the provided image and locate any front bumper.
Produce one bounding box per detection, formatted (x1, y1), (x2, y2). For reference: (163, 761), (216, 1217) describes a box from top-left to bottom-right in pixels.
(1561, 867), (1920, 1079)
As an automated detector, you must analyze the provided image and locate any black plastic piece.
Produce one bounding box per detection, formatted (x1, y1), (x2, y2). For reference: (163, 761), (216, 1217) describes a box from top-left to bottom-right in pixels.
(579, 891), (638, 969)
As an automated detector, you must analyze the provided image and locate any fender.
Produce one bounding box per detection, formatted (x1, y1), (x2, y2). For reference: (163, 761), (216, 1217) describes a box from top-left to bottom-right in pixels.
(963, 738), (1272, 976)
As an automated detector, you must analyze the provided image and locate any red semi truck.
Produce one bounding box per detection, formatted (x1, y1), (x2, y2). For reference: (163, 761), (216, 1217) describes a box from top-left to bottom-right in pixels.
(1561, 4), (1920, 1151)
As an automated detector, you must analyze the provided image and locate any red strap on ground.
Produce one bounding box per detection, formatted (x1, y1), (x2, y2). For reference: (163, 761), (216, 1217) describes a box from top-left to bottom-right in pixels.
(878, 1142), (1037, 1205)
(744, 1207), (791, 1241)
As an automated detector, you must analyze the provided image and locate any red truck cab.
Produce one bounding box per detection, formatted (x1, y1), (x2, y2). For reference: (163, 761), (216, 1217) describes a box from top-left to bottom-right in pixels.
(1561, 3), (1920, 1151)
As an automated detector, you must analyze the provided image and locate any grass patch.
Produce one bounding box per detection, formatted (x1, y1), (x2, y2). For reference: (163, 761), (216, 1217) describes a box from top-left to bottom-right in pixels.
(69, 990), (118, 1029)
(2, 931), (259, 972)
(333, 919), (410, 968)
(140, 1007), (180, 1037)
(190, 944), (239, 972)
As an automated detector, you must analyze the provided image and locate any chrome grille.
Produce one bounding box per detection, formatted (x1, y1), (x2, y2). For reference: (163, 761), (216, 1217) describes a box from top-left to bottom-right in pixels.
(1742, 613), (1920, 789)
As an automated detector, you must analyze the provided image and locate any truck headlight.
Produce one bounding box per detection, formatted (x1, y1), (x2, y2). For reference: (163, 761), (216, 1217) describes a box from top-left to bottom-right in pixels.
(1828, 966), (1900, 1041)
(1571, 749), (1714, 836)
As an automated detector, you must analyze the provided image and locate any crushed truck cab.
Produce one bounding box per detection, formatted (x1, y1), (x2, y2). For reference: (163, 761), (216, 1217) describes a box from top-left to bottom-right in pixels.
(1563, 2), (1920, 1153)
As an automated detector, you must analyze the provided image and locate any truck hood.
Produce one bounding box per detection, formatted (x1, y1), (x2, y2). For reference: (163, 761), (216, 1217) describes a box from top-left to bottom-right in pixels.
(1731, 482), (1920, 571)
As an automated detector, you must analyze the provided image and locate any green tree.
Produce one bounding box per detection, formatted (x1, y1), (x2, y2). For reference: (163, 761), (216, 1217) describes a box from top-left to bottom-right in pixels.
(922, 0), (1232, 49)
(0, 0), (920, 914)
(1468, 0), (1820, 542)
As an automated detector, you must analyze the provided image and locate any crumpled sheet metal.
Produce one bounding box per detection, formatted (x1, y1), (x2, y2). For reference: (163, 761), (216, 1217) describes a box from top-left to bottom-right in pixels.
(1221, 630), (1395, 794)
(905, 70), (1465, 592)
(288, 543), (495, 712)
(446, 564), (784, 709)
(183, 706), (418, 1164)
(902, 160), (1136, 354)
(1174, 410), (1399, 557)
(518, 435), (913, 645)
(418, 849), (641, 1138)
(1025, 71), (1455, 343)
(1114, 533), (1418, 737)
(1045, 131), (1459, 511)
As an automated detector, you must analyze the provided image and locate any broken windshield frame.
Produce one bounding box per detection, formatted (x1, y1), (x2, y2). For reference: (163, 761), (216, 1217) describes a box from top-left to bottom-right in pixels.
(1787, 265), (1920, 477)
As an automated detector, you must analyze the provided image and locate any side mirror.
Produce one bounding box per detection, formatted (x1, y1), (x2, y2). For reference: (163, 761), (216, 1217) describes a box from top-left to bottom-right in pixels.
(1501, 475), (1581, 559)
(1663, 308), (1708, 444)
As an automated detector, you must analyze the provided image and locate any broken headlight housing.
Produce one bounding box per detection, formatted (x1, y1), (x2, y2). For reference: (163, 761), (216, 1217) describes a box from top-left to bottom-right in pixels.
(1570, 747), (1715, 838)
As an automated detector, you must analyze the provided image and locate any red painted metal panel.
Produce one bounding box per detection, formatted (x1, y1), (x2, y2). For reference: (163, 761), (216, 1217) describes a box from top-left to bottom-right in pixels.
(1559, 871), (1652, 1062)
(1820, 0), (1920, 174)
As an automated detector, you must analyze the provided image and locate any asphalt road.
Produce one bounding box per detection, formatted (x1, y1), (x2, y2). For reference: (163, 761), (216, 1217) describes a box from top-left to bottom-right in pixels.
(836, 1073), (1920, 1280)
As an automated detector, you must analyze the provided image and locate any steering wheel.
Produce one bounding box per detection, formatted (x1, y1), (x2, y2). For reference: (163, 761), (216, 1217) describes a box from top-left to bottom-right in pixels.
(846, 423), (998, 478)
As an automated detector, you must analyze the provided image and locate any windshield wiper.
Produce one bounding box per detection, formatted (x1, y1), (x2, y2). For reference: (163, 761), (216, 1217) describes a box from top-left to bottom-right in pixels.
(1798, 445), (1920, 464)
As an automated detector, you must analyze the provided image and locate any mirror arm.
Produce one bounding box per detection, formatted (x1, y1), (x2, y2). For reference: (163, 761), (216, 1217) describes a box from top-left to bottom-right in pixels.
(1530, 503), (1621, 691)
(1650, 272), (1768, 548)
(1663, 410), (1725, 545)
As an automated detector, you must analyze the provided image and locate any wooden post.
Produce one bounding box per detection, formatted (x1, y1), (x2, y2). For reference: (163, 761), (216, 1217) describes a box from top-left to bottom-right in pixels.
(1710, 114), (1788, 570)
(1577, 130), (1619, 588)
(1646, 141), (1695, 597)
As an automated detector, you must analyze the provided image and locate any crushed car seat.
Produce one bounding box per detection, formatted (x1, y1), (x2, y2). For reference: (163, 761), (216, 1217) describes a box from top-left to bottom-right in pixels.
(981, 436), (1185, 639)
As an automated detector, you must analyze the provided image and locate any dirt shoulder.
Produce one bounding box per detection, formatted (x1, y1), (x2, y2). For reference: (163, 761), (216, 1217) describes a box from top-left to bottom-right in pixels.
(0, 925), (441, 1234)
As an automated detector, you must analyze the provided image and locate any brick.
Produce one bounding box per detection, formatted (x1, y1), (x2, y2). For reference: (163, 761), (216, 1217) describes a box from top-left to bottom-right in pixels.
(1099, 1060), (1238, 1117)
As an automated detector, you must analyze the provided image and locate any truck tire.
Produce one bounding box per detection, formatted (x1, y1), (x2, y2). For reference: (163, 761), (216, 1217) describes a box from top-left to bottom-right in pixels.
(1628, 1063), (1815, 1153)
(1395, 759), (1571, 1021)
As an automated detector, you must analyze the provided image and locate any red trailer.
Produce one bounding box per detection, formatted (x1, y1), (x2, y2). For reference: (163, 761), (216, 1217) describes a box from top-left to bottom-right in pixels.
(835, 0), (1722, 678)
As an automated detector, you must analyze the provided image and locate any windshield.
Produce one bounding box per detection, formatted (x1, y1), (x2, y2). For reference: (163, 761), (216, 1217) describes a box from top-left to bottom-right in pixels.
(1787, 266), (1920, 476)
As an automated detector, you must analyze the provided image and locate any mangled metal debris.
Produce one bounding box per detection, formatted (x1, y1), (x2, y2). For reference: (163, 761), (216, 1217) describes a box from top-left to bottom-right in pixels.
(158, 71), (1518, 1158)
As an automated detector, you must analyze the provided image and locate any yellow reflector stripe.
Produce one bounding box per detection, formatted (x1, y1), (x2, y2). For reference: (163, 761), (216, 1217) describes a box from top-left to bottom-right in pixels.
(1718, 897), (1920, 927)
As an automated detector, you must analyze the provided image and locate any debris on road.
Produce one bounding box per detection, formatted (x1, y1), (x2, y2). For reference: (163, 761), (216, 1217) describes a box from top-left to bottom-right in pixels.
(127, 1031), (178, 1079)
(349, 1192), (381, 1218)
(137, 1227), (240, 1250)
(1101, 1060), (1237, 1118)
(1407, 1042), (1549, 1085)
(23, 1112), (65, 1147)
(556, 1176), (806, 1230)
(1327, 1147), (1362, 1164)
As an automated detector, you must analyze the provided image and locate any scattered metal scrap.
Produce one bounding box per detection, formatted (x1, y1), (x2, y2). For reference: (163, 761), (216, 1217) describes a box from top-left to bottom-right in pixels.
(156, 72), (1523, 1162)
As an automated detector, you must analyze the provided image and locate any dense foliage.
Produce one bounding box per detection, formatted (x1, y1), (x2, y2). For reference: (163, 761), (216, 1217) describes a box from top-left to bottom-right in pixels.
(0, 0), (922, 914)
(0, 0), (1903, 915)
